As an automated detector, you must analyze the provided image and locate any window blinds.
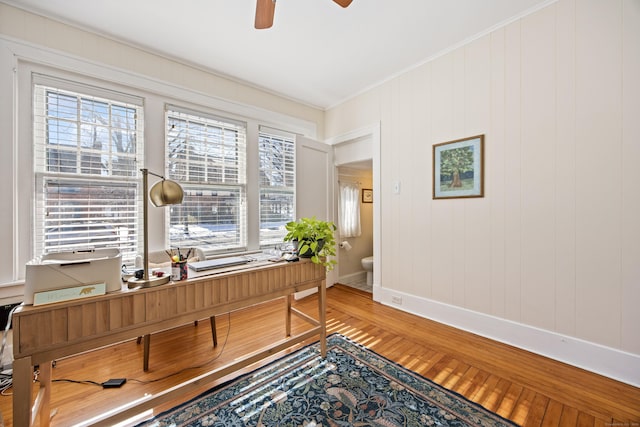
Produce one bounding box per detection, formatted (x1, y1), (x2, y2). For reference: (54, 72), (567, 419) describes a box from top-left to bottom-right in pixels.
(33, 83), (143, 264)
(258, 126), (296, 246)
(165, 107), (247, 252)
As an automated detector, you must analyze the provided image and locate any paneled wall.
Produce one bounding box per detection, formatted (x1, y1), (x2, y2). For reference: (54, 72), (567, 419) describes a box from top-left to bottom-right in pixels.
(326, 0), (640, 366)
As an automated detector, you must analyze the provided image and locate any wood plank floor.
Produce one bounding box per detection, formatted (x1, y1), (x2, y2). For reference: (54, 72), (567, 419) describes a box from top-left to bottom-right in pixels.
(0, 284), (638, 426)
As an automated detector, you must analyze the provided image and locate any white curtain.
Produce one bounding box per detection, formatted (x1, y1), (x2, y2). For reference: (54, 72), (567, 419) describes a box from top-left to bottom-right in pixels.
(339, 183), (361, 238)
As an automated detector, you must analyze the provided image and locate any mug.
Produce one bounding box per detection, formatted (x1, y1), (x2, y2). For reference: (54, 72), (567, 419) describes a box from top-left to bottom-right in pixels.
(171, 261), (187, 281)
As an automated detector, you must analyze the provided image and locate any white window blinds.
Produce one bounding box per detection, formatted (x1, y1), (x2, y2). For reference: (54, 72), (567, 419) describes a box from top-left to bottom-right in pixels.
(258, 127), (296, 246)
(166, 107), (247, 252)
(33, 80), (143, 265)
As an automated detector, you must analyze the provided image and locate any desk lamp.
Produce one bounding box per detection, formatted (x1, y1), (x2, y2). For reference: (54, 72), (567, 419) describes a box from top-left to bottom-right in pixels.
(128, 168), (183, 288)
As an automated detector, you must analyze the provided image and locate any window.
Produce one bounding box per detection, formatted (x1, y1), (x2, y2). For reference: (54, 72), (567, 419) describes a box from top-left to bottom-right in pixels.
(338, 182), (361, 238)
(166, 107), (247, 252)
(33, 80), (143, 265)
(258, 127), (296, 246)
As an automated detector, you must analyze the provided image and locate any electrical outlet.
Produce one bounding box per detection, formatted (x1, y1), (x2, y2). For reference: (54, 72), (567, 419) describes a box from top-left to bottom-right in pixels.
(391, 296), (402, 305)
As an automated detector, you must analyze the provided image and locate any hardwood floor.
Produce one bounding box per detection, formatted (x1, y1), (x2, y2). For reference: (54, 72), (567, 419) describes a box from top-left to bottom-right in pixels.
(1, 284), (638, 426)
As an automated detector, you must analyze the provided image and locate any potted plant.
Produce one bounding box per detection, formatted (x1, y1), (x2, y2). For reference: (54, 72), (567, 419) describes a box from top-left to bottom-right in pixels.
(284, 216), (337, 271)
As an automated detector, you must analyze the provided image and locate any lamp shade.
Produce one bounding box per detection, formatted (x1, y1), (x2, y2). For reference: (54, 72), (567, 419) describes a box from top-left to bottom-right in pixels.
(149, 179), (184, 207)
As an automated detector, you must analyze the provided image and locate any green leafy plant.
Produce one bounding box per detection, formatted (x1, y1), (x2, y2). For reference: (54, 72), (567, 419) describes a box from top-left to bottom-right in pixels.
(284, 216), (337, 271)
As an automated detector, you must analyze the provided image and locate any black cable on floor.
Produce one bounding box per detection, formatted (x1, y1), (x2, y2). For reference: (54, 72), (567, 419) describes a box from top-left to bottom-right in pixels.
(0, 372), (12, 395)
(44, 311), (232, 388)
(52, 378), (103, 387)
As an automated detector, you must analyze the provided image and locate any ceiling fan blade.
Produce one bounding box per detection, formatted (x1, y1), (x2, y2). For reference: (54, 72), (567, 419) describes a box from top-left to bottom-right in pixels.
(255, 0), (275, 29)
(333, 0), (353, 7)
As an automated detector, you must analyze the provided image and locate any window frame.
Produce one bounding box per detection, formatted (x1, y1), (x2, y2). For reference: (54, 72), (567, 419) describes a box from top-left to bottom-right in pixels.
(164, 105), (248, 254)
(258, 126), (296, 246)
(32, 76), (144, 265)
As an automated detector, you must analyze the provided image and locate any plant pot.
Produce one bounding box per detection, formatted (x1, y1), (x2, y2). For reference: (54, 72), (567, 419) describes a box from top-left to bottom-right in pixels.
(295, 239), (325, 258)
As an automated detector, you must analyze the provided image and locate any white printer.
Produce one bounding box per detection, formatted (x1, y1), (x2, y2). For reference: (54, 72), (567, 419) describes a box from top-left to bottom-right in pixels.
(24, 248), (122, 305)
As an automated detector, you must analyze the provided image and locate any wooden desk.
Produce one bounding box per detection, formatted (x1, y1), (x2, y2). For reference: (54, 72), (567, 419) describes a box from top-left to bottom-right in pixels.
(12, 259), (326, 427)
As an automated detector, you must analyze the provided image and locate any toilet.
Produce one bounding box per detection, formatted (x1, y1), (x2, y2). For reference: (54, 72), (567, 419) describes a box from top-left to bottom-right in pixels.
(361, 256), (373, 285)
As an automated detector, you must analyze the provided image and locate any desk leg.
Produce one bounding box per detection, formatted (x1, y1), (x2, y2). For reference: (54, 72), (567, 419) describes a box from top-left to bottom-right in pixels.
(210, 316), (218, 347)
(143, 334), (150, 372)
(38, 362), (52, 427)
(285, 295), (292, 337)
(319, 280), (326, 357)
(13, 356), (32, 427)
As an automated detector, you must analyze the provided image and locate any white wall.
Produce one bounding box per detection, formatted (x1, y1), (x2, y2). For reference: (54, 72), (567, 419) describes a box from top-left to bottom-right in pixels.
(325, 0), (640, 386)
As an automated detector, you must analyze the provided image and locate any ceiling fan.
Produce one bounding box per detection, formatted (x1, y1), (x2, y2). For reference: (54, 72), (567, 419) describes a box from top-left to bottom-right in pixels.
(255, 0), (353, 29)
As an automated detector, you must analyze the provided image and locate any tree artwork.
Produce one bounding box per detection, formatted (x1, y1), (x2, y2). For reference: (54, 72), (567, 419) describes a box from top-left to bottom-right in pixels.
(433, 135), (484, 199)
(440, 145), (474, 188)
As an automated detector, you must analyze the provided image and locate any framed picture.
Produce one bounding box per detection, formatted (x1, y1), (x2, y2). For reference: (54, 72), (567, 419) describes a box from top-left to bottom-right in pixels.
(433, 135), (484, 199)
(362, 188), (373, 203)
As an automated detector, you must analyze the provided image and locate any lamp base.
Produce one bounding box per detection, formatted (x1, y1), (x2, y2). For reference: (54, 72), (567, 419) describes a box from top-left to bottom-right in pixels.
(127, 275), (171, 289)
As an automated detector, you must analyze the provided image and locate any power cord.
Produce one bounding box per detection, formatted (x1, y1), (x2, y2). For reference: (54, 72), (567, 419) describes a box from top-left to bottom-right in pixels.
(0, 371), (12, 395)
(52, 378), (103, 387)
(0, 304), (19, 370)
(47, 311), (232, 388)
(32, 368), (121, 389)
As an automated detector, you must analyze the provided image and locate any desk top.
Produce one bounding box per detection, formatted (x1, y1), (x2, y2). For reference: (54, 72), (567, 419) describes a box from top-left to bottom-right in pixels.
(12, 258), (325, 363)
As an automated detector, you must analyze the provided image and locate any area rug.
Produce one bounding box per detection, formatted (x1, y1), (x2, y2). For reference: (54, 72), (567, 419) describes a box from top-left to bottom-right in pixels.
(138, 333), (517, 426)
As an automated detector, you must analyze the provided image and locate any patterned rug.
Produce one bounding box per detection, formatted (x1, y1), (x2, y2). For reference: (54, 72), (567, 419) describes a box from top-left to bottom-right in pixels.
(137, 334), (517, 426)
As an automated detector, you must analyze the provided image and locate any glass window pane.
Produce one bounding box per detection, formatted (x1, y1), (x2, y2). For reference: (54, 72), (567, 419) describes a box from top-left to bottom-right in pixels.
(47, 92), (77, 120)
(166, 108), (247, 252)
(34, 84), (143, 265)
(169, 185), (244, 251)
(47, 119), (77, 147)
(258, 130), (295, 245)
(41, 178), (138, 263)
(260, 189), (295, 245)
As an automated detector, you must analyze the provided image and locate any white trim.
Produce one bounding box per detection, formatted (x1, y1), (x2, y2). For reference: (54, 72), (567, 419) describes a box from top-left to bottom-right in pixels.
(328, 122), (381, 301)
(325, 124), (378, 146)
(375, 287), (640, 388)
(0, 281), (24, 305)
(0, 36), (318, 138)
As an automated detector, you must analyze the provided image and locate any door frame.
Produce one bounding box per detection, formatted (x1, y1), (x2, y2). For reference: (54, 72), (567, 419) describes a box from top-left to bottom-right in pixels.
(326, 122), (381, 298)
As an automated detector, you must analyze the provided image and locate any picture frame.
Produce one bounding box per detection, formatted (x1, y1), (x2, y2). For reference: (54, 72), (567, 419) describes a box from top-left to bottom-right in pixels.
(362, 188), (373, 203)
(433, 134), (484, 199)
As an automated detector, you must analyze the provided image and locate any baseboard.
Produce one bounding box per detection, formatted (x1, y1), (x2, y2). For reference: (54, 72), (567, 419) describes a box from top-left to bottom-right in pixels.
(373, 285), (640, 388)
(338, 271), (366, 284)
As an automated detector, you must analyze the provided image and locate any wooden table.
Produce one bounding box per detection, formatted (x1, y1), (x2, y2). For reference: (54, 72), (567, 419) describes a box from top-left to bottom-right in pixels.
(12, 258), (326, 427)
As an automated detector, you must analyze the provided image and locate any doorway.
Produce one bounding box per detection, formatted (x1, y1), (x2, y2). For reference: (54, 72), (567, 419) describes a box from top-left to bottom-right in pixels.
(336, 162), (373, 292)
(330, 122), (380, 297)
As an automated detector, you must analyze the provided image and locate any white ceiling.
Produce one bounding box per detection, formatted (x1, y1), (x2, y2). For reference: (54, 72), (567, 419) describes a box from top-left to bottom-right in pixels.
(4, 0), (551, 109)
